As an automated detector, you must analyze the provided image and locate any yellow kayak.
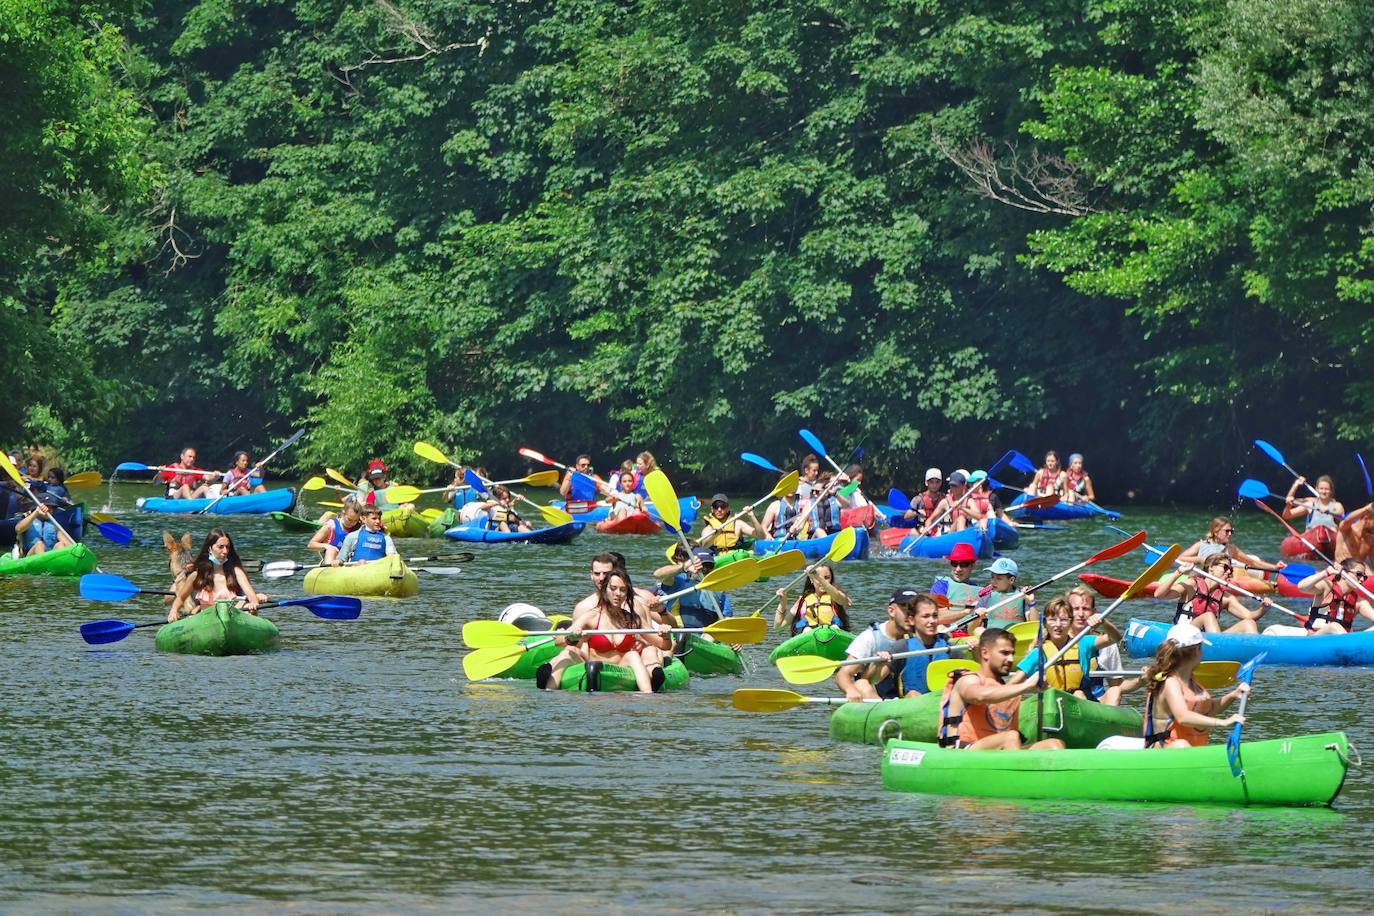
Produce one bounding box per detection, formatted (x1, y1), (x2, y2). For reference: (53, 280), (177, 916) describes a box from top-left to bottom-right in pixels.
(303, 554), (419, 598)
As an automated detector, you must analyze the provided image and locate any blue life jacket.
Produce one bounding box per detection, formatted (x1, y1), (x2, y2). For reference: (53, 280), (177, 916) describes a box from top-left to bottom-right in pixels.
(896, 634), (951, 695)
(330, 518), (353, 548)
(353, 528), (389, 561)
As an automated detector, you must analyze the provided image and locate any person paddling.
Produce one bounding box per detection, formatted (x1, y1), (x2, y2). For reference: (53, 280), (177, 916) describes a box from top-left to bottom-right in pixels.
(935, 470), (984, 532)
(760, 479), (806, 539)
(558, 454), (599, 502)
(539, 568), (673, 692)
(1177, 516), (1284, 574)
(1295, 559), (1374, 634)
(837, 589), (920, 701)
(333, 503), (396, 565)
(972, 557), (1036, 630)
(1014, 596), (1121, 701)
(160, 447), (211, 500)
(576, 551), (664, 619)
(1142, 623), (1247, 748)
(483, 485), (533, 532)
(632, 451), (657, 496)
(931, 542), (984, 626)
(937, 628), (1065, 750)
(13, 503), (76, 556)
(168, 528), (266, 622)
(899, 468), (944, 529)
(775, 564), (851, 633)
(221, 450), (267, 495)
(308, 497), (361, 564)
(1153, 553), (1272, 634)
(897, 593), (953, 696)
(605, 471), (647, 520)
(1025, 451), (1065, 499)
(1283, 474), (1343, 556)
(1337, 502), (1374, 566)
(654, 545), (732, 627)
(1062, 453), (1096, 505)
(696, 493), (767, 551)
(1068, 587), (1127, 705)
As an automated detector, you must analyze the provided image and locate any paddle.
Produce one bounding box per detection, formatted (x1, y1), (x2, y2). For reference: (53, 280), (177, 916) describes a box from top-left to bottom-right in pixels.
(197, 427), (305, 514)
(262, 553), (475, 578)
(696, 471), (799, 547)
(114, 462), (221, 477)
(464, 468), (573, 526)
(755, 550), (807, 579)
(1005, 494), (1059, 514)
(1359, 453), (1373, 501)
(730, 688), (880, 713)
(79, 593), (362, 644)
(1255, 439), (1321, 501)
(0, 451), (80, 548)
(517, 447), (637, 508)
(1225, 652), (1267, 778)
(1087, 661), (1241, 689)
(799, 428), (857, 479)
(1240, 481), (1374, 602)
(777, 636), (968, 686)
(63, 471), (102, 488)
(740, 452), (782, 473)
(462, 616), (766, 649)
(91, 519), (134, 545)
(1105, 523), (1312, 583)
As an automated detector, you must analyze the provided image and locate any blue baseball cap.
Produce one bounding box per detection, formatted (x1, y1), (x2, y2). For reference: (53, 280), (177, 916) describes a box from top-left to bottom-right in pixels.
(987, 557), (1019, 576)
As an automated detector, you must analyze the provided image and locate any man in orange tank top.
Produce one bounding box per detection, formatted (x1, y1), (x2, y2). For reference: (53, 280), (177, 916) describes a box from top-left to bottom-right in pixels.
(942, 629), (1067, 750)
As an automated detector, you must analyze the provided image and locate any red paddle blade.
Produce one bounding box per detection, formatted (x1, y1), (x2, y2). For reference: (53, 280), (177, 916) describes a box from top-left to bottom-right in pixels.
(1085, 530), (1147, 565)
(1252, 497), (1302, 538)
(1021, 494), (1059, 510)
(519, 447), (556, 467)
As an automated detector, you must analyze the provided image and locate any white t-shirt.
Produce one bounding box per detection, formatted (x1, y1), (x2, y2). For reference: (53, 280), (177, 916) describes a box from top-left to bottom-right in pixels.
(1095, 642), (1123, 673)
(845, 622), (904, 660)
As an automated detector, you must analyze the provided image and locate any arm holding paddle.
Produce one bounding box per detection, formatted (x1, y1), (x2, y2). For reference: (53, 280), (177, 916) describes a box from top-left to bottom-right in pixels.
(12, 504), (76, 553)
(1158, 674), (1248, 731)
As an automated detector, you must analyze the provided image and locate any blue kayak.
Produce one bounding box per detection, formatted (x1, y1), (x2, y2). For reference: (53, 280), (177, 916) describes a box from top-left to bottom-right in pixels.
(876, 505), (1018, 549)
(550, 496), (699, 533)
(891, 526), (993, 560)
(1007, 493), (1120, 521)
(1124, 617), (1374, 667)
(0, 503), (84, 548)
(444, 520), (585, 545)
(135, 488), (296, 515)
(751, 527), (870, 561)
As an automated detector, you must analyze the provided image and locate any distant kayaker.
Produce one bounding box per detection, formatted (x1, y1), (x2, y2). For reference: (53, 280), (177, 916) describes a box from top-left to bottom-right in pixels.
(774, 564), (851, 634)
(1177, 516), (1284, 574)
(160, 447), (211, 500)
(39, 468), (71, 505)
(333, 503), (397, 565)
(1014, 596), (1120, 702)
(1068, 587), (1126, 705)
(937, 628), (1065, 750)
(760, 480), (806, 539)
(809, 471), (842, 536)
(796, 454), (822, 501)
(483, 485), (532, 532)
(932, 470), (981, 533)
(838, 463), (870, 509)
(973, 557), (1037, 629)
(221, 450), (266, 495)
(836, 589), (920, 701)
(558, 454), (599, 502)
(1283, 475), (1343, 555)
(1025, 451), (1065, 498)
(1153, 553), (1273, 633)
(695, 493), (766, 551)
(1295, 559), (1374, 634)
(899, 469), (944, 529)
(1062, 453), (1096, 505)
(539, 568), (673, 692)
(897, 593), (954, 696)
(605, 471), (647, 520)
(309, 497), (361, 564)
(167, 528), (266, 622)
(633, 451), (657, 496)
(12, 503), (75, 556)
(357, 460), (392, 506)
(655, 545), (732, 627)
(1142, 622), (1247, 747)
(931, 542), (985, 626)
(1337, 502), (1374, 565)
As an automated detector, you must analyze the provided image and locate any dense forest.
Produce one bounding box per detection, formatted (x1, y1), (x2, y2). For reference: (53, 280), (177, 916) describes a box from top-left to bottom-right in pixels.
(6, 0), (1374, 500)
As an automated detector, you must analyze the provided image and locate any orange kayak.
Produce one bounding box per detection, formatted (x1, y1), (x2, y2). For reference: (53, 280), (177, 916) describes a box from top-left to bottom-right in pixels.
(595, 512), (663, 536)
(1078, 572), (1273, 599)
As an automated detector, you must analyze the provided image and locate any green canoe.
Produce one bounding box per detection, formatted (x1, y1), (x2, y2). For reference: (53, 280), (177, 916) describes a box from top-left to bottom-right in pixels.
(502, 636), (562, 679)
(829, 688), (1143, 749)
(676, 634), (744, 675)
(768, 625), (854, 663)
(154, 601), (280, 656)
(0, 543), (98, 578)
(554, 657), (690, 692)
(383, 507), (430, 539)
(270, 511), (320, 533)
(882, 732), (1351, 807)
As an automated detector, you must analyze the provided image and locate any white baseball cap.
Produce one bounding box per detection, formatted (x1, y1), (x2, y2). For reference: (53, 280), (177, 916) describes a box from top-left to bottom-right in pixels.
(925, 467), (942, 481)
(1164, 622), (1212, 647)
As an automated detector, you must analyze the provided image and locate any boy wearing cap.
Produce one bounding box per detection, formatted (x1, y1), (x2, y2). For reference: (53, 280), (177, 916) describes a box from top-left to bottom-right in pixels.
(933, 470), (985, 533)
(837, 590), (919, 701)
(358, 460), (389, 506)
(976, 557), (1037, 627)
(696, 493), (767, 551)
(931, 542), (985, 626)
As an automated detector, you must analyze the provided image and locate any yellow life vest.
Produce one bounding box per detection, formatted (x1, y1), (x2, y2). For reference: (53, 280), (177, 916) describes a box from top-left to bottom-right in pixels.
(1041, 643), (1094, 692)
(490, 504), (521, 527)
(703, 523), (740, 549)
(801, 593), (837, 628)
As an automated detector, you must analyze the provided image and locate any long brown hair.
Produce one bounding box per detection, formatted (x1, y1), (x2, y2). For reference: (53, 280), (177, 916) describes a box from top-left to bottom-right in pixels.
(189, 527), (246, 595)
(1141, 639), (1201, 695)
(597, 569), (639, 629)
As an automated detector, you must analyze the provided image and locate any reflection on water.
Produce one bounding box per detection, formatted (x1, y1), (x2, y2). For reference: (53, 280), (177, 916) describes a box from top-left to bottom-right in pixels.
(0, 488), (1369, 909)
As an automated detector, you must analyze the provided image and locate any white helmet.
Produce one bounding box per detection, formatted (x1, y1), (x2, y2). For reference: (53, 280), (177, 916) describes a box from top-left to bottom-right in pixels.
(497, 603), (548, 631)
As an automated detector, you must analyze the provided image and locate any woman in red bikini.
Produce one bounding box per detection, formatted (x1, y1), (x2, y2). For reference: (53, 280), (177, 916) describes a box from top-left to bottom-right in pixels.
(538, 569), (673, 692)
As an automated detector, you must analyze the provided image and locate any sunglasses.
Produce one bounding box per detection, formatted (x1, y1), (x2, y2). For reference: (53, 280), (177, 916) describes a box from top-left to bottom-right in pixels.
(950, 560), (974, 568)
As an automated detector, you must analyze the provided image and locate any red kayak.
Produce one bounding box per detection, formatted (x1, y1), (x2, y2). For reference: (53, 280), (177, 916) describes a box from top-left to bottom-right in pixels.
(1280, 528), (1336, 560)
(840, 505), (875, 529)
(595, 512), (662, 536)
(1078, 572), (1274, 599)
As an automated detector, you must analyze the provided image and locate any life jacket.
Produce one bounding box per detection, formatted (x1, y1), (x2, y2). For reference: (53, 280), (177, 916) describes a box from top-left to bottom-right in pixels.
(934, 577), (983, 611)
(352, 527), (390, 562)
(773, 497), (800, 538)
(1174, 576), (1226, 624)
(1306, 571), (1359, 631)
(702, 522), (740, 550)
(1034, 468), (1060, 495)
(1064, 468), (1086, 494)
(489, 503), (523, 529)
(919, 491), (940, 521)
(938, 668), (1019, 748)
(1027, 640), (1095, 693)
(1306, 500), (1338, 532)
(895, 634), (950, 696)
(329, 517), (359, 548)
(1144, 674), (1213, 748)
(978, 588), (1027, 625)
(966, 490), (991, 517)
(813, 496), (841, 531)
(566, 471), (597, 502)
(797, 592), (838, 630)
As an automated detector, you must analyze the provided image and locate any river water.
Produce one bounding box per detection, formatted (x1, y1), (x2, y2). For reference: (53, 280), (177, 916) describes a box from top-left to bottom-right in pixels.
(1, 485), (1369, 912)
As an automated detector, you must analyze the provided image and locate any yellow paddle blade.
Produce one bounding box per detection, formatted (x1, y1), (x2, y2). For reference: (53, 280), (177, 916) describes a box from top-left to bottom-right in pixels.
(925, 658), (977, 692)
(698, 557), (761, 591)
(0, 451), (23, 487)
(732, 688), (814, 713)
(383, 484), (421, 503)
(547, 614), (571, 627)
(419, 508), (443, 522)
(1194, 661), (1240, 689)
(524, 470), (560, 488)
(89, 511), (118, 524)
(770, 470), (800, 499)
(462, 645), (528, 680)
(462, 619), (530, 648)
(825, 526), (858, 562)
(642, 469), (681, 532)
(320, 500), (343, 509)
(702, 617), (767, 644)
(756, 549), (807, 579)
(775, 654), (843, 685)
(326, 467), (355, 489)
(302, 476), (327, 491)
(1125, 543), (1181, 598)
(535, 503), (575, 526)
(1007, 620), (1040, 642)
(413, 441), (452, 466)
(64, 471), (102, 488)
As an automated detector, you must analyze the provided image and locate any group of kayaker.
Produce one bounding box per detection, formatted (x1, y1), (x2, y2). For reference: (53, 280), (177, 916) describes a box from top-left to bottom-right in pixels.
(156, 447), (267, 500)
(557, 452), (658, 505)
(1, 461), (77, 556)
(1025, 451), (1097, 505)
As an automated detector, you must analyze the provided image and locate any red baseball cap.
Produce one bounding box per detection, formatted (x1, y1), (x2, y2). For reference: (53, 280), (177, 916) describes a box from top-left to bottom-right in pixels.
(945, 542), (977, 563)
(367, 459), (387, 476)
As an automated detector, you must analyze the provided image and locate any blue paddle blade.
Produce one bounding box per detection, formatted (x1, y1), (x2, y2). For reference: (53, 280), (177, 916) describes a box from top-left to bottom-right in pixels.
(985, 450), (1013, 478)
(1008, 450), (1036, 474)
(1358, 453), (1372, 499)
(798, 429), (827, 458)
(94, 521), (134, 545)
(79, 573), (141, 601)
(1278, 563), (1315, 582)
(114, 462), (150, 472)
(1254, 439), (1284, 466)
(1225, 652), (1267, 776)
(849, 445), (864, 463)
(1141, 544), (1171, 565)
(984, 476), (1009, 490)
(887, 488), (911, 511)
(571, 471), (598, 492)
(1237, 478), (1272, 500)
(278, 595), (362, 619)
(79, 619), (137, 644)
(463, 468), (488, 494)
(740, 452), (780, 473)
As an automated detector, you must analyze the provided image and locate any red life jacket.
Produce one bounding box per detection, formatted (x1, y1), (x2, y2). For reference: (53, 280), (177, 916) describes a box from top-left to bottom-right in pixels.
(1306, 571), (1359, 631)
(919, 491), (940, 519)
(966, 490), (991, 515)
(1065, 468), (1086, 494)
(1035, 468), (1059, 494)
(1173, 576), (1225, 624)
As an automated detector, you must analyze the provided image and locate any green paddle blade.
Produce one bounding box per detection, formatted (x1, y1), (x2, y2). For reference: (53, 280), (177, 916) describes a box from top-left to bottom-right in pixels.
(775, 654), (844, 685)
(701, 617), (767, 644)
(925, 658), (977, 692)
(462, 645), (529, 680)
(642, 470), (682, 532)
(732, 688), (813, 713)
(755, 550), (807, 579)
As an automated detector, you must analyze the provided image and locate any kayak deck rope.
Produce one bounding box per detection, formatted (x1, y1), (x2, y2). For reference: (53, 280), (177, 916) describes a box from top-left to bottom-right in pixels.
(1331, 741), (1363, 769)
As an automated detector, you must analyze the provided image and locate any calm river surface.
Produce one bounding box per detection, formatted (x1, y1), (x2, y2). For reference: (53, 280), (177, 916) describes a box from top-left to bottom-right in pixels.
(2, 484), (1370, 912)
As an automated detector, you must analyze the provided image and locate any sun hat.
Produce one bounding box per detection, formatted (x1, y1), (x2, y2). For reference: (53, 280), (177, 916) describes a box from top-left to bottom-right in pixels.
(1164, 622), (1212, 647)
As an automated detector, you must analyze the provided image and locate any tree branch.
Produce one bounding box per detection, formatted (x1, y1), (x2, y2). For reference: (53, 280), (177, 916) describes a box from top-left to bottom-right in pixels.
(932, 132), (1103, 216)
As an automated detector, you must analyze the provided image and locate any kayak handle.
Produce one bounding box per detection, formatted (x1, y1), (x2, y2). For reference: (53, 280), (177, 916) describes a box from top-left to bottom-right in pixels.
(1331, 741), (1363, 770)
(877, 718), (904, 745)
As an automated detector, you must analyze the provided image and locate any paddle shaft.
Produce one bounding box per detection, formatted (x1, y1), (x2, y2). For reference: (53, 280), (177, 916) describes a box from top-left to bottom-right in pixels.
(524, 449), (636, 508)
(901, 479), (986, 556)
(199, 427), (304, 512)
(831, 640), (961, 669)
(1151, 550), (1305, 622)
(1252, 498), (1374, 603)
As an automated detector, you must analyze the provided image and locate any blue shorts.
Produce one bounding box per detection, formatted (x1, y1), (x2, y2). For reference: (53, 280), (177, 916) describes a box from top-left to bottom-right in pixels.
(21, 519), (59, 551)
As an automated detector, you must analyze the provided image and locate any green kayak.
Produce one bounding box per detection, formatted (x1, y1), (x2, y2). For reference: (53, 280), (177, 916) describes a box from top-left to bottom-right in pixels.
(829, 688), (1142, 749)
(502, 636), (562, 679)
(270, 511), (320, 533)
(768, 625), (854, 663)
(383, 507), (430, 539)
(882, 731), (1350, 807)
(0, 543), (98, 578)
(676, 634), (743, 675)
(555, 657), (690, 692)
(154, 601), (280, 656)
